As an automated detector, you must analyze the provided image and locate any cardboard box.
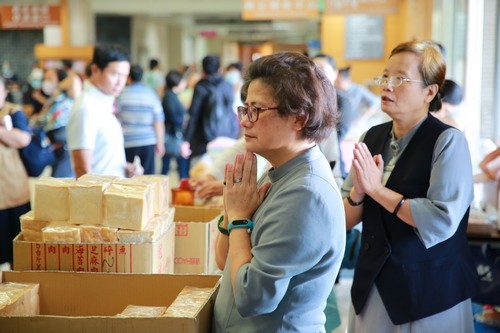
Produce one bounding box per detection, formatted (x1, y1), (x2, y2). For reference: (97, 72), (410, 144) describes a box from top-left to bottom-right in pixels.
(0, 271), (220, 333)
(13, 220), (175, 274)
(173, 206), (222, 274)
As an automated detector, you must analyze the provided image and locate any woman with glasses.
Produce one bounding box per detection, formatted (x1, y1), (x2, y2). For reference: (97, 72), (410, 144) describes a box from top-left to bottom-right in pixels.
(212, 51), (346, 333)
(343, 41), (478, 332)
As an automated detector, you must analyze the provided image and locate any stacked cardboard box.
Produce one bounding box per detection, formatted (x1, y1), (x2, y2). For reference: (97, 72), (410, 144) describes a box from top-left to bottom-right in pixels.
(173, 206), (223, 274)
(14, 175), (175, 274)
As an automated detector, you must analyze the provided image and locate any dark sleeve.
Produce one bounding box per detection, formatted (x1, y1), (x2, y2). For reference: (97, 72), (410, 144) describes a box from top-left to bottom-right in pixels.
(223, 82), (234, 106)
(169, 95), (187, 129)
(184, 82), (208, 142)
(162, 92), (186, 133)
(172, 96), (186, 129)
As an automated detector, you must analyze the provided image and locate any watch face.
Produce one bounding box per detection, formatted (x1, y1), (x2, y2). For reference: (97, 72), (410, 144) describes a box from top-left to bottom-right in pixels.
(232, 219), (249, 226)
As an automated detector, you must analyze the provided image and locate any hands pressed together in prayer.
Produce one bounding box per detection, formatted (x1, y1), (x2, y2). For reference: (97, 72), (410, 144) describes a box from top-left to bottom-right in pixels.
(222, 152), (271, 226)
(350, 142), (385, 200)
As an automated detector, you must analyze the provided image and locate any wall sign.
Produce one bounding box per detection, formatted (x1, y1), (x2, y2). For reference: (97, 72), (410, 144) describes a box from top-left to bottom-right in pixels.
(345, 15), (384, 60)
(242, 0), (319, 20)
(325, 0), (398, 15)
(0, 5), (60, 30)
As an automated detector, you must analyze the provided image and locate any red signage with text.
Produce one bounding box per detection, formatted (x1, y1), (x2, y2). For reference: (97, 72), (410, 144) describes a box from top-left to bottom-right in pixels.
(0, 5), (60, 30)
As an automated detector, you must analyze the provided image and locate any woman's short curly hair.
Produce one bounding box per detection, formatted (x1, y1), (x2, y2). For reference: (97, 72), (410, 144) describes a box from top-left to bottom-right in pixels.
(241, 51), (339, 143)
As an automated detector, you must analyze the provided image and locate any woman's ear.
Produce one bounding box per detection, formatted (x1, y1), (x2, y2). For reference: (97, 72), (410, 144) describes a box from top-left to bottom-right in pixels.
(293, 115), (307, 130)
(425, 83), (439, 103)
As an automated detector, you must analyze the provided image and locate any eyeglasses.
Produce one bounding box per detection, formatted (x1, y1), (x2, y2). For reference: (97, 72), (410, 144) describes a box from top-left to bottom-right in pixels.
(374, 75), (424, 88)
(237, 105), (279, 123)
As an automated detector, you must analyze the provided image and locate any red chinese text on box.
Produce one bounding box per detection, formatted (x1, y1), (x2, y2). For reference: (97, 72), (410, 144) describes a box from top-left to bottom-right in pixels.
(102, 244), (116, 273)
(174, 257), (201, 265)
(89, 245), (99, 272)
(74, 244), (86, 272)
(31, 243), (45, 270)
(176, 223), (189, 237)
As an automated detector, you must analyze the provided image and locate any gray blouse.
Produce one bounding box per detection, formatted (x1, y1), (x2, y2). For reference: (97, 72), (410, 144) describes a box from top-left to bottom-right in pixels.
(213, 145), (346, 333)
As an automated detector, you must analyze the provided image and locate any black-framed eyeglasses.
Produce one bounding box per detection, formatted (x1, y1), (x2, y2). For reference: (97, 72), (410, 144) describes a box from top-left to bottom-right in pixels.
(374, 74), (424, 88)
(237, 105), (280, 123)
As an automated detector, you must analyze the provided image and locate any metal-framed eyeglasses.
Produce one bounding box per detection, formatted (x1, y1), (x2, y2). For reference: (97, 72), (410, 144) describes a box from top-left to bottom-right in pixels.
(237, 105), (279, 123)
(374, 75), (424, 88)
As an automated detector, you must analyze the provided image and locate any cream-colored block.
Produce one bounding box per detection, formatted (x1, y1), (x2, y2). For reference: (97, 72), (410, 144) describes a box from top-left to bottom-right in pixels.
(104, 182), (155, 230)
(42, 226), (81, 243)
(133, 175), (170, 215)
(69, 180), (111, 225)
(117, 210), (173, 244)
(20, 211), (49, 242)
(21, 211), (72, 242)
(163, 286), (213, 318)
(117, 305), (167, 317)
(112, 179), (156, 222)
(33, 177), (74, 221)
(79, 225), (118, 243)
(161, 207), (175, 235)
(78, 174), (120, 182)
(0, 283), (40, 316)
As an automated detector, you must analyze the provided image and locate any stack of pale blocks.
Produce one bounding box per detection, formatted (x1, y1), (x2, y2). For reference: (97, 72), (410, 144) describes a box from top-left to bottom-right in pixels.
(116, 286), (213, 318)
(0, 283), (39, 316)
(21, 174), (172, 245)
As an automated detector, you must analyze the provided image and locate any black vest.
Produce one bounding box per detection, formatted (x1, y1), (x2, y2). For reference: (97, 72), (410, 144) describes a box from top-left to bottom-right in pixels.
(351, 115), (479, 324)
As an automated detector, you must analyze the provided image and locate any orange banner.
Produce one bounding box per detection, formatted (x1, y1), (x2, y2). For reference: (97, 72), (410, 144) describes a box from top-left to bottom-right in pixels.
(0, 5), (60, 30)
(324, 0), (398, 15)
(242, 0), (319, 20)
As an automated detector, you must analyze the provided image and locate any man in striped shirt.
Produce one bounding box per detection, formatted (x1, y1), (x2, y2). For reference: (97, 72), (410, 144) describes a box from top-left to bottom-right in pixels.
(116, 64), (165, 174)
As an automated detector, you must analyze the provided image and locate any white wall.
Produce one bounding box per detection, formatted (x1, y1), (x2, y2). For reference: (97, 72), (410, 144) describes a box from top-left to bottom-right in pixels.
(68, 0), (93, 45)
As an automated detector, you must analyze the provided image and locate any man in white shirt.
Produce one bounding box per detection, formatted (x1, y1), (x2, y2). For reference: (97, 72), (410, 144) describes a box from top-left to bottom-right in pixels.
(67, 43), (141, 178)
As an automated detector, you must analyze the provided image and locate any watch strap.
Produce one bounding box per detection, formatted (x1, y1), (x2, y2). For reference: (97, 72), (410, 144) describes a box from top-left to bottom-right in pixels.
(228, 219), (254, 234)
(347, 195), (364, 206)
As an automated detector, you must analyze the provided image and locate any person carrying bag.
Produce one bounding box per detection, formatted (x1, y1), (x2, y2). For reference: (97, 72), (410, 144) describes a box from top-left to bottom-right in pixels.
(0, 77), (31, 267)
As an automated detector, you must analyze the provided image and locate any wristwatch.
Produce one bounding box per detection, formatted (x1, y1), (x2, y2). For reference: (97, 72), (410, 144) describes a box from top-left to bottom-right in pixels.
(228, 219), (254, 234)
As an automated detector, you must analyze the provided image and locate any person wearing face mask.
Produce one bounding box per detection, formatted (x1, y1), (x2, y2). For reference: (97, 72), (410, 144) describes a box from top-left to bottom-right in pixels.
(31, 68), (75, 177)
(30, 74), (50, 117)
(27, 62), (44, 91)
(1, 60), (17, 82)
(41, 73), (58, 96)
(224, 62), (244, 115)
